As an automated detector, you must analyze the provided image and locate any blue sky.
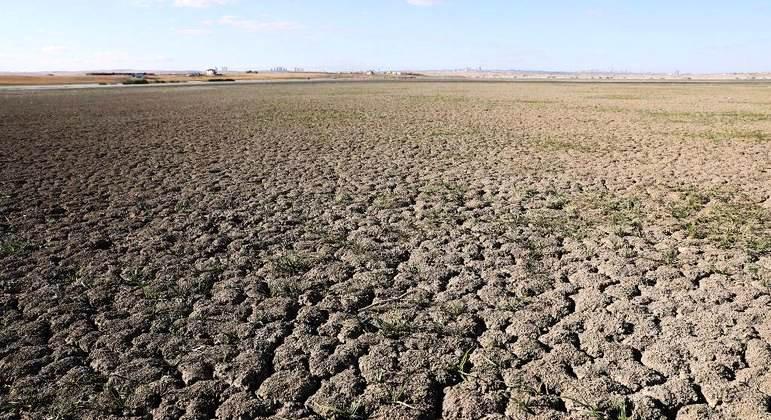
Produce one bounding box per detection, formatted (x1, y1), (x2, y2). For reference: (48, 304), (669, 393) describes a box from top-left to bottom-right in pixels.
(1, 0), (770, 73)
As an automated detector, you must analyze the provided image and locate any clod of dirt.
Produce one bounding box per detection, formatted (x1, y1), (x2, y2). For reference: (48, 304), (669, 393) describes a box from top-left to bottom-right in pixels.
(90, 238), (112, 250)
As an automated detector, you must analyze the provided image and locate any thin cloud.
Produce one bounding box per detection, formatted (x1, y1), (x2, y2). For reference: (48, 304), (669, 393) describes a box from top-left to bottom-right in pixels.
(213, 16), (300, 32)
(40, 45), (71, 55)
(174, 0), (233, 8)
(175, 28), (213, 36)
(407, 0), (443, 6)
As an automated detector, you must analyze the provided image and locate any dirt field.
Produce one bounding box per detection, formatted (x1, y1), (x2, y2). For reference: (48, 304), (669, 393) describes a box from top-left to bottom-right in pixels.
(1, 81), (771, 419)
(0, 72), (386, 86)
(0, 74), (132, 86)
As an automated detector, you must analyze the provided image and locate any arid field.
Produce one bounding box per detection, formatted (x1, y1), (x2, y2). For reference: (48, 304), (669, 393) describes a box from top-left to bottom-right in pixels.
(0, 72), (388, 87)
(2, 81), (771, 419)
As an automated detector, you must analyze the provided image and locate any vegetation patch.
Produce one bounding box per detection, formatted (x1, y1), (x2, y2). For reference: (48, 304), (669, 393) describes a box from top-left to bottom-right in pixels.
(0, 236), (29, 256)
(271, 251), (313, 276)
(645, 109), (768, 123)
(667, 187), (771, 256)
(687, 128), (771, 143)
(519, 190), (644, 239)
(532, 136), (594, 153)
(122, 79), (149, 85)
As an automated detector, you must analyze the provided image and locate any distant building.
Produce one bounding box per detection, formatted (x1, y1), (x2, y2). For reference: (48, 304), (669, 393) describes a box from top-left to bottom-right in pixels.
(205, 68), (219, 76)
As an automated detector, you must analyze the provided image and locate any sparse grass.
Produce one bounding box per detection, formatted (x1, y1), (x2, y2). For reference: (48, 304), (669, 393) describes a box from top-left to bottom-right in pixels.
(645, 109), (768, 123)
(527, 191), (643, 238)
(517, 98), (557, 104)
(747, 237), (771, 257)
(122, 79), (149, 85)
(272, 251), (312, 276)
(505, 380), (557, 416)
(613, 402), (632, 420)
(97, 385), (127, 415)
(122, 267), (148, 286)
(268, 278), (306, 298)
(747, 263), (771, 288)
(59, 266), (89, 287)
(372, 192), (409, 209)
(0, 237), (28, 256)
(121, 267), (170, 300)
(370, 316), (413, 338)
(696, 128), (771, 143)
(511, 394), (538, 415)
(188, 272), (218, 296)
(669, 189), (710, 219)
(175, 199), (192, 213)
(388, 386), (420, 411)
(498, 296), (529, 312)
(345, 239), (376, 257)
(313, 399), (365, 419)
(665, 188), (771, 256)
(533, 137), (593, 153)
(684, 201), (771, 252)
(597, 195), (644, 236)
(732, 129), (771, 142)
(524, 207), (584, 239)
(421, 181), (467, 206)
(560, 389), (631, 420)
(661, 247), (679, 265)
(454, 348), (476, 381)
(545, 193), (569, 210)
(427, 129), (479, 137)
(420, 208), (460, 228)
(334, 192), (353, 204)
(274, 108), (365, 128)
(441, 300), (466, 318)
(590, 94), (642, 100)
(518, 186), (771, 255)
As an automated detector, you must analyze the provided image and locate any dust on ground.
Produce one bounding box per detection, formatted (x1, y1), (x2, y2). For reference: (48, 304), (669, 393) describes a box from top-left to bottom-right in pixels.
(1, 82), (771, 419)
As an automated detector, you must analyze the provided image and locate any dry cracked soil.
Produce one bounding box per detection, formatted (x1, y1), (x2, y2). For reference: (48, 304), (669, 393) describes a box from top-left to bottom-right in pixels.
(2, 81), (771, 419)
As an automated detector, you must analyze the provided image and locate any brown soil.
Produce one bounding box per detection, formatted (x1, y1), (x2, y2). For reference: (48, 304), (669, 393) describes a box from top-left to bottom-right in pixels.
(0, 75), (130, 86)
(1, 82), (771, 419)
(0, 72), (386, 86)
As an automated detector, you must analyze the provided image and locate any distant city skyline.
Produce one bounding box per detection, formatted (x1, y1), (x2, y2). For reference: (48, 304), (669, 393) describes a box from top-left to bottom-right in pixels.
(2, 0), (770, 73)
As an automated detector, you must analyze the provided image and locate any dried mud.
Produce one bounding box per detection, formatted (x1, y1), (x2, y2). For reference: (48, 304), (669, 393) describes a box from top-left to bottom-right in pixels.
(1, 82), (771, 419)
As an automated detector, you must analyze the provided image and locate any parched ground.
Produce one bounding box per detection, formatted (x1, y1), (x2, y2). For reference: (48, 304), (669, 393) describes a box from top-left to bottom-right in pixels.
(1, 81), (771, 419)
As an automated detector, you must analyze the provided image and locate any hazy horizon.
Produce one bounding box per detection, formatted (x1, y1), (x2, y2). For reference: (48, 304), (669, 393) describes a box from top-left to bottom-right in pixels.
(2, 0), (770, 73)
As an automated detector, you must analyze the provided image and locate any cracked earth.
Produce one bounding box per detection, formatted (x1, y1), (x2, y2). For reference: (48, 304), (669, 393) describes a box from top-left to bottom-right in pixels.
(2, 81), (771, 419)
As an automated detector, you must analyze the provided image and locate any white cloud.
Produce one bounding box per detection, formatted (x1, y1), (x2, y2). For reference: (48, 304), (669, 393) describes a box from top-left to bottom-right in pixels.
(213, 16), (299, 32)
(173, 0), (233, 7)
(407, 0), (442, 6)
(40, 45), (71, 55)
(175, 28), (213, 36)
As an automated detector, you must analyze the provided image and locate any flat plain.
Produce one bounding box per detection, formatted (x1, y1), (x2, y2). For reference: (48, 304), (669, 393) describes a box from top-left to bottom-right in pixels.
(1, 81), (771, 419)
(0, 72), (380, 87)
